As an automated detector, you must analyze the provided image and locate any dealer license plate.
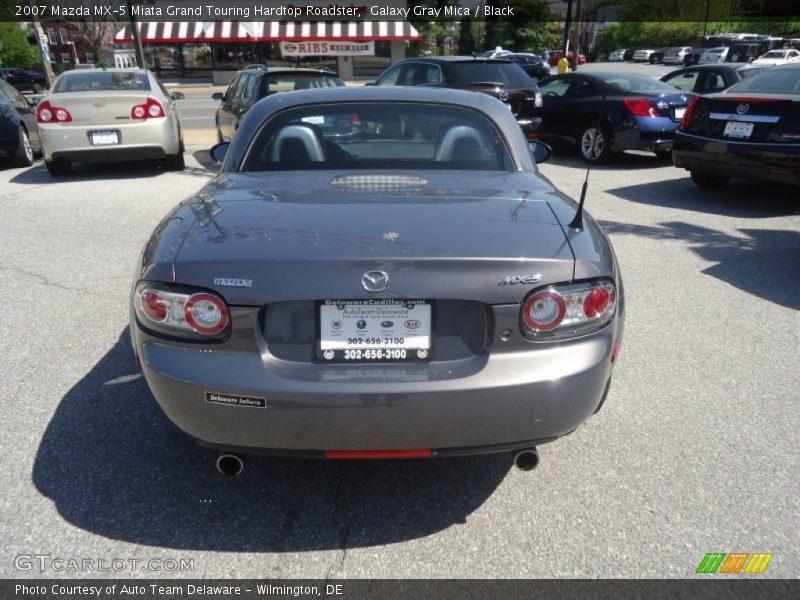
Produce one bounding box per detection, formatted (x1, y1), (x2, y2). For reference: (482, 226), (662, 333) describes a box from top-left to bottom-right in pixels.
(673, 107), (686, 120)
(318, 300), (432, 362)
(90, 130), (120, 146)
(723, 121), (754, 139)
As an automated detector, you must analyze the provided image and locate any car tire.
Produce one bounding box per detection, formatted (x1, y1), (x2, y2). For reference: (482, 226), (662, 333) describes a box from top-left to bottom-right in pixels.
(12, 127), (35, 167)
(45, 158), (71, 176)
(690, 171), (729, 188)
(577, 123), (612, 164)
(163, 152), (185, 171)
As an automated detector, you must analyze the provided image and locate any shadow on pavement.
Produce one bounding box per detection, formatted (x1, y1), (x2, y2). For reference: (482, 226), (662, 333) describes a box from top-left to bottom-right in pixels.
(545, 145), (671, 171)
(10, 158), (213, 185)
(606, 177), (799, 218)
(33, 330), (509, 551)
(192, 149), (221, 172)
(601, 220), (800, 309)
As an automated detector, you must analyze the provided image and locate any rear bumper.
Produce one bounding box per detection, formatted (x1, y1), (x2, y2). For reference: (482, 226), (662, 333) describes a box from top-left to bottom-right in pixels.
(133, 309), (623, 455)
(39, 117), (179, 162)
(613, 118), (679, 152)
(673, 132), (800, 185)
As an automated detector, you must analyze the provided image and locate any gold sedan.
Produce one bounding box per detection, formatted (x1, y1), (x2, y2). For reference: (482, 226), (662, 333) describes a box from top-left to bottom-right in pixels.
(37, 68), (185, 176)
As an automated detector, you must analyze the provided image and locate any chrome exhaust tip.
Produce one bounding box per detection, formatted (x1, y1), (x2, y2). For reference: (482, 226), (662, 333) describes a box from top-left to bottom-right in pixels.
(216, 453), (244, 477)
(513, 448), (539, 471)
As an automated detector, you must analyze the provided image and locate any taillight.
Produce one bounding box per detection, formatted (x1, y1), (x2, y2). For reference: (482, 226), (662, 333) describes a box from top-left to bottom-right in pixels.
(521, 279), (617, 339)
(131, 97), (165, 120)
(134, 283), (230, 339)
(623, 97), (658, 118)
(37, 100), (72, 123)
(679, 96), (700, 131)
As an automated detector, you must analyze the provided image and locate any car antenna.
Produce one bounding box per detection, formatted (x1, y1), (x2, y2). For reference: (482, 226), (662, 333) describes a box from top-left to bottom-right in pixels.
(569, 87), (606, 230)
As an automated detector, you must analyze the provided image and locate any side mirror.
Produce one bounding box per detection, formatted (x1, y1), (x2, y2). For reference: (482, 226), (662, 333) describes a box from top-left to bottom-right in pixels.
(528, 140), (553, 164)
(210, 142), (230, 163)
(212, 92), (224, 100)
(170, 91), (185, 100)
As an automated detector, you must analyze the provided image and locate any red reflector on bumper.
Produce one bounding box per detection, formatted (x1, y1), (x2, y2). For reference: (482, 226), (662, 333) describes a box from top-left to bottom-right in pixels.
(325, 449), (432, 459)
(611, 339), (621, 363)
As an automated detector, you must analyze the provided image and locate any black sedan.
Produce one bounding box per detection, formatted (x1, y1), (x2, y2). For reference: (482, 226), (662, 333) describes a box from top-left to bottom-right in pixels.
(1, 67), (48, 93)
(0, 79), (39, 167)
(538, 72), (696, 163)
(660, 63), (768, 95)
(506, 53), (551, 81)
(673, 63), (800, 188)
(213, 67), (344, 142)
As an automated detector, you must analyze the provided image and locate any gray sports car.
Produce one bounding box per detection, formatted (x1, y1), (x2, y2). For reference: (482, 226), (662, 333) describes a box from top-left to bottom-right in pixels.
(130, 87), (624, 475)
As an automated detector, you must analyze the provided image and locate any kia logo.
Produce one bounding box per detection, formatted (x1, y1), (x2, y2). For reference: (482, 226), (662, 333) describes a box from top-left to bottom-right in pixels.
(405, 320), (421, 329)
(736, 103), (749, 115)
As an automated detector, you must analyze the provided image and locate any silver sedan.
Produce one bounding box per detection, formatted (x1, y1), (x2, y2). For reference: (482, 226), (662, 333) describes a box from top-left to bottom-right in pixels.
(37, 68), (185, 175)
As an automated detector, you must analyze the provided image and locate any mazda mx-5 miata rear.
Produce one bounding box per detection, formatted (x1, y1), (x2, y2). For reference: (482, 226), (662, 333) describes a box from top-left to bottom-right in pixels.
(130, 87), (624, 473)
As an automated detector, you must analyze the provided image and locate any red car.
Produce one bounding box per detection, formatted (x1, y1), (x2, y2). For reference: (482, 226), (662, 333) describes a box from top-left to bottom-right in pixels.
(547, 51), (587, 66)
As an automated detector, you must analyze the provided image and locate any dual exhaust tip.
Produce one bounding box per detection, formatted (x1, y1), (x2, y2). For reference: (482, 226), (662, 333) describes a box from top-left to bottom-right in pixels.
(216, 448), (538, 476)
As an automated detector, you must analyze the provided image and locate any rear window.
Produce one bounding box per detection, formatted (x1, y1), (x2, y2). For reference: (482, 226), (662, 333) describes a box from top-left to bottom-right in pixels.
(761, 51), (787, 59)
(263, 74), (344, 94)
(449, 62), (533, 88)
(595, 73), (678, 93)
(726, 69), (800, 94)
(241, 102), (514, 172)
(53, 71), (150, 93)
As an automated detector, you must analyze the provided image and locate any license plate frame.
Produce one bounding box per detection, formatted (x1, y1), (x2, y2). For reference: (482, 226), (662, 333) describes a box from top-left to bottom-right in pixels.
(316, 300), (434, 363)
(89, 130), (120, 146)
(723, 121), (754, 139)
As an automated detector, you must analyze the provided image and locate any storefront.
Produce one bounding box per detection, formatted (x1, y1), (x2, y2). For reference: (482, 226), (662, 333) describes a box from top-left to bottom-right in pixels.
(114, 21), (420, 82)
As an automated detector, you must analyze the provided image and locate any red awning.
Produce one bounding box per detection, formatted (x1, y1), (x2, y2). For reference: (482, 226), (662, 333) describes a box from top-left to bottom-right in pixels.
(114, 21), (420, 43)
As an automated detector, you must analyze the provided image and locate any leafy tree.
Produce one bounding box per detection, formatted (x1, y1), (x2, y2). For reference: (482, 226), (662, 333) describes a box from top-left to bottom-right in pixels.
(457, 16), (476, 55)
(0, 23), (41, 69)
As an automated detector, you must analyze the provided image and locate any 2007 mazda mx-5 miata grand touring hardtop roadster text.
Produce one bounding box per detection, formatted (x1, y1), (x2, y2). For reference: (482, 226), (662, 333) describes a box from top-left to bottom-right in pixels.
(130, 86), (624, 475)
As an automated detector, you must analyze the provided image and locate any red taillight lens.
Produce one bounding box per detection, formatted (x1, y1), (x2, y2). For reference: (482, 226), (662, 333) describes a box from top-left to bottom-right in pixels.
(520, 280), (617, 339)
(37, 101), (71, 123)
(140, 291), (168, 322)
(522, 290), (566, 332)
(184, 293), (229, 335)
(679, 96), (700, 131)
(623, 97), (658, 118)
(134, 284), (230, 339)
(131, 97), (165, 120)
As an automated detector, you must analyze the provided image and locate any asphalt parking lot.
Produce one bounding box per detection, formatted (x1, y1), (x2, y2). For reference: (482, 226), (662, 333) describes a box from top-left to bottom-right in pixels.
(1, 68), (799, 579)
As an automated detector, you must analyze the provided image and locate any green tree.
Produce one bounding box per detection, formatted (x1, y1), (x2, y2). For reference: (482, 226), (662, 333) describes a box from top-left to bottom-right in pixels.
(457, 16), (476, 54)
(0, 23), (41, 69)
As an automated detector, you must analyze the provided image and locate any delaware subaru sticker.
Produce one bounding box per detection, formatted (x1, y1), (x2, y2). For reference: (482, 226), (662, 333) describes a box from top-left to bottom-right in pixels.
(205, 392), (266, 408)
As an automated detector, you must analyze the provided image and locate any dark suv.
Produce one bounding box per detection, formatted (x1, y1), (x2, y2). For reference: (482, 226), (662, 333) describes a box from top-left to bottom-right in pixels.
(374, 57), (543, 138)
(213, 66), (344, 142)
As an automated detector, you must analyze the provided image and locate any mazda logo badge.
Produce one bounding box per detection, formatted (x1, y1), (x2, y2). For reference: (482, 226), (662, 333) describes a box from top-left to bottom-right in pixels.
(737, 103), (750, 115)
(362, 271), (388, 292)
(498, 90), (509, 102)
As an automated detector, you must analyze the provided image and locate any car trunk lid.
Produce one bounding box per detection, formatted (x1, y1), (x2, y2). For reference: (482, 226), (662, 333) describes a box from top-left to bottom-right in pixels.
(172, 171), (575, 305)
(46, 92), (157, 126)
(684, 94), (799, 143)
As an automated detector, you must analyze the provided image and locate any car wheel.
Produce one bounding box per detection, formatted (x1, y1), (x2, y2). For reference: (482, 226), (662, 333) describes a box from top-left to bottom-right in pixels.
(12, 127), (34, 167)
(577, 124), (612, 164)
(32, 83), (42, 94)
(45, 158), (72, 176)
(163, 152), (185, 171)
(690, 171), (729, 188)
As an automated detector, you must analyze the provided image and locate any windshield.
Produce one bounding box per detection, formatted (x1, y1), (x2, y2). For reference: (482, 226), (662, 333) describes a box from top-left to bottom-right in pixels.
(594, 73), (679, 93)
(241, 102), (514, 172)
(449, 62), (533, 88)
(53, 71), (150, 93)
(726, 69), (800, 94)
(705, 48), (725, 55)
(263, 73), (344, 94)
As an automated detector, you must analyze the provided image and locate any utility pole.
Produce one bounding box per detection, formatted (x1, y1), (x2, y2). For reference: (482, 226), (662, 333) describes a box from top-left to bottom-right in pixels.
(29, 1), (55, 87)
(572, 0), (582, 71)
(562, 0), (573, 58)
(127, 0), (146, 68)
